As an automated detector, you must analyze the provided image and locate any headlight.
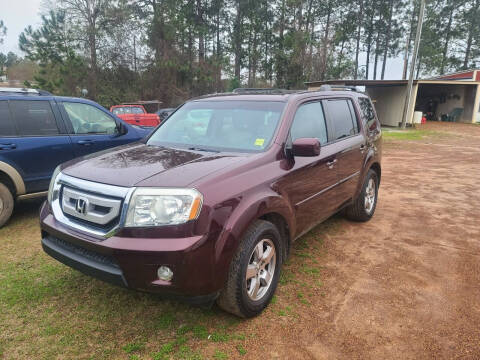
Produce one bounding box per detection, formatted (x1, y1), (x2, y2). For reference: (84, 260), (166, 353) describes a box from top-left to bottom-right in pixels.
(125, 188), (203, 227)
(47, 166), (62, 204)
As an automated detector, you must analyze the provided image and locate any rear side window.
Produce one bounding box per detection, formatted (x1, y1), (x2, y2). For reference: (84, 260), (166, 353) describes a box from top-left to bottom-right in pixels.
(0, 101), (16, 136)
(327, 99), (358, 140)
(290, 102), (328, 144)
(359, 97), (379, 132)
(112, 106), (144, 115)
(9, 100), (59, 136)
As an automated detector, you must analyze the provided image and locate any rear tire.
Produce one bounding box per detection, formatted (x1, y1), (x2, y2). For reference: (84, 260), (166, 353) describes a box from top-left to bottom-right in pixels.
(217, 220), (283, 318)
(0, 182), (14, 228)
(345, 169), (378, 222)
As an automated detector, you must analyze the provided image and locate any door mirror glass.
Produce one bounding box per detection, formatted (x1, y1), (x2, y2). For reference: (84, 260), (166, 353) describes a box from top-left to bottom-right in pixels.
(116, 121), (128, 136)
(292, 138), (320, 157)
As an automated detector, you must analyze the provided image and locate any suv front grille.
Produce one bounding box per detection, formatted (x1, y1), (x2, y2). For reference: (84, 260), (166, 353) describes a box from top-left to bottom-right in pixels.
(61, 186), (122, 227)
(51, 173), (132, 238)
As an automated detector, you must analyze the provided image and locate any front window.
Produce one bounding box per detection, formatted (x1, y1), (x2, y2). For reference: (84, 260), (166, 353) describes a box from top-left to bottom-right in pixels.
(64, 102), (117, 135)
(147, 100), (285, 152)
(290, 102), (328, 144)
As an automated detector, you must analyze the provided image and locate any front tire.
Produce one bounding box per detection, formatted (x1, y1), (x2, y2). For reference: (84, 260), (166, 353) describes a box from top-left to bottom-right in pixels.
(345, 169), (379, 222)
(0, 182), (14, 228)
(217, 220), (283, 318)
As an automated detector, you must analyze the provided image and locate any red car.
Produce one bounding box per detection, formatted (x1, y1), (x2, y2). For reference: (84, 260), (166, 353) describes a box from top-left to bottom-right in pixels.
(110, 105), (160, 127)
(41, 88), (382, 317)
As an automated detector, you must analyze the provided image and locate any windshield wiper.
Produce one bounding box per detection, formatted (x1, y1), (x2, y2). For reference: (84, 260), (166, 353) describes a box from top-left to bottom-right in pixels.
(188, 146), (220, 153)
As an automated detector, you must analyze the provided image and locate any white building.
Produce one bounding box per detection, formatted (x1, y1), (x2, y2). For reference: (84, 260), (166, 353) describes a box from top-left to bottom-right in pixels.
(306, 69), (480, 126)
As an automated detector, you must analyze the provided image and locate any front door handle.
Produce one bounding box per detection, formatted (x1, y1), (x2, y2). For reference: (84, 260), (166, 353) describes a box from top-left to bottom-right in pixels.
(326, 159), (338, 169)
(78, 140), (94, 146)
(0, 143), (17, 150)
(360, 144), (366, 153)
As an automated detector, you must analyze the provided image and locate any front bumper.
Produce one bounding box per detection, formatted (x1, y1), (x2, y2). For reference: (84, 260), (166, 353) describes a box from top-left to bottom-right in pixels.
(40, 201), (220, 301)
(42, 235), (127, 287)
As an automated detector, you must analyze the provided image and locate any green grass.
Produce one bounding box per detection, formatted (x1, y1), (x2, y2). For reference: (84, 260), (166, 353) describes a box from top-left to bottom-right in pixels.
(214, 350), (229, 359)
(123, 342), (145, 354)
(0, 200), (339, 359)
(209, 332), (230, 342)
(301, 265), (320, 275)
(192, 325), (209, 339)
(152, 342), (175, 359)
(381, 128), (449, 141)
(236, 344), (247, 356)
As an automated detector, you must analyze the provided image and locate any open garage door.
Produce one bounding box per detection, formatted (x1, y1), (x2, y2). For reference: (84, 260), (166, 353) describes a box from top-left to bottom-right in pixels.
(414, 83), (479, 123)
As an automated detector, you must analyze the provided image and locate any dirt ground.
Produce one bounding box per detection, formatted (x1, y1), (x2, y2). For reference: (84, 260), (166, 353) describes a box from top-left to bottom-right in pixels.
(1, 123), (479, 359)
(242, 122), (480, 359)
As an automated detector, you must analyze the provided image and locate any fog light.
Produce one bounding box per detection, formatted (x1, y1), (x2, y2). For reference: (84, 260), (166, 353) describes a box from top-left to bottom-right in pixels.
(157, 266), (173, 281)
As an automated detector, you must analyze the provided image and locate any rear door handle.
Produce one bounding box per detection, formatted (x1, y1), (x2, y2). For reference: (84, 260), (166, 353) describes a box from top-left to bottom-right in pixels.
(78, 140), (94, 146)
(360, 144), (366, 152)
(0, 143), (17, 150)
(326, 159), (338, 169)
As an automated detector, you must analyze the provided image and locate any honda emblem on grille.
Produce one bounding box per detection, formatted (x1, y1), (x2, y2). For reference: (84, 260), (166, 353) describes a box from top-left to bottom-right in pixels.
(75, 197), (89, 215)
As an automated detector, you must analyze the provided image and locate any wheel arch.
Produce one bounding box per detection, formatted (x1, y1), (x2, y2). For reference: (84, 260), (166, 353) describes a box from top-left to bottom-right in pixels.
(211, 190), (295, 290)
(369, 162), (381, 185)
(259, 212), (291, 261)
(0, 161), (25, 196)
(356, 154), (382, 199)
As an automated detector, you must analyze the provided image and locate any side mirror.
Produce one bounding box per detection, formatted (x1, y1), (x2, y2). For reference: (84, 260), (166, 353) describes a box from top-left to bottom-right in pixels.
(115, 122), (128, 136)
(291, 138), (320, 157)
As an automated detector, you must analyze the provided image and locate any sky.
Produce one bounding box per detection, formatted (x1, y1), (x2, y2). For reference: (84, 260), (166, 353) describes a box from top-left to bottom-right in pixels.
(0, 0), (405, 80)
(0, 0), (43, 54)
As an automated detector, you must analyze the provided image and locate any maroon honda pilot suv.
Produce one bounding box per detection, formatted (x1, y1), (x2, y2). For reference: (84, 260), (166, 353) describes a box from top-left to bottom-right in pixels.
(40, 87), (382, 318)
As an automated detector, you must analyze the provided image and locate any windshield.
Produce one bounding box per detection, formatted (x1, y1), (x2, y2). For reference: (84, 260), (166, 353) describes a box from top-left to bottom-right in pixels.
(147, 100), (285, 152)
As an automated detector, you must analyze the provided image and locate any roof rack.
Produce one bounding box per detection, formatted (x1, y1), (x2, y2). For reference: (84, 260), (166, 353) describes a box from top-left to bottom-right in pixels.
(0, 87), (52, 96)
(232, 88), (296, 94)
(318, 84), (360, 92)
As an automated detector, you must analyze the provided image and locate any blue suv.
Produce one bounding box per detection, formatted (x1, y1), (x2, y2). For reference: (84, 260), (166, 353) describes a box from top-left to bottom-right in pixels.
(0, 88), (151, 227)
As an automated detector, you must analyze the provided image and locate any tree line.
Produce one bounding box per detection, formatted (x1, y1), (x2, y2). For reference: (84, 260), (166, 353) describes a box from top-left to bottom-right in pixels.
(0, 0), (479, 108)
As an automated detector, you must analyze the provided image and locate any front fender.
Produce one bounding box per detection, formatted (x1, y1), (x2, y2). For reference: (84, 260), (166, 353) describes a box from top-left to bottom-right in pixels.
(209, 186), (294, 290)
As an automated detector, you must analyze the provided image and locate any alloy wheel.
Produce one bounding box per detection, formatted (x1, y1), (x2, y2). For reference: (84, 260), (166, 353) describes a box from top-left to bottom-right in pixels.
(245, 239), (276, 301)
(364, 178), (376, 214)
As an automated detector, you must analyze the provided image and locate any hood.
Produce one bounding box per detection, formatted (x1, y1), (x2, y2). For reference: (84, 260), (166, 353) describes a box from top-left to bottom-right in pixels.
(130, 125), (154, 137)
(62, 143), (246, 188)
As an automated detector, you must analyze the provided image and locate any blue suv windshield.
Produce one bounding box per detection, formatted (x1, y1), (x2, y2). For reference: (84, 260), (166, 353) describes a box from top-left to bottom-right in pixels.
(147, 100), (285, 152)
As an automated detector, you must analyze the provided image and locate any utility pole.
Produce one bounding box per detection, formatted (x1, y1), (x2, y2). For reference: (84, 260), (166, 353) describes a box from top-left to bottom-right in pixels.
(401, 0), (425, 129)
(133, 35), (137, 73)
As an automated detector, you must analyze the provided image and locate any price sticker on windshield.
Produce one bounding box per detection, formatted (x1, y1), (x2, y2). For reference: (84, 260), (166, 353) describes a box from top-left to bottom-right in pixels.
(255, 138), (265, 147)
